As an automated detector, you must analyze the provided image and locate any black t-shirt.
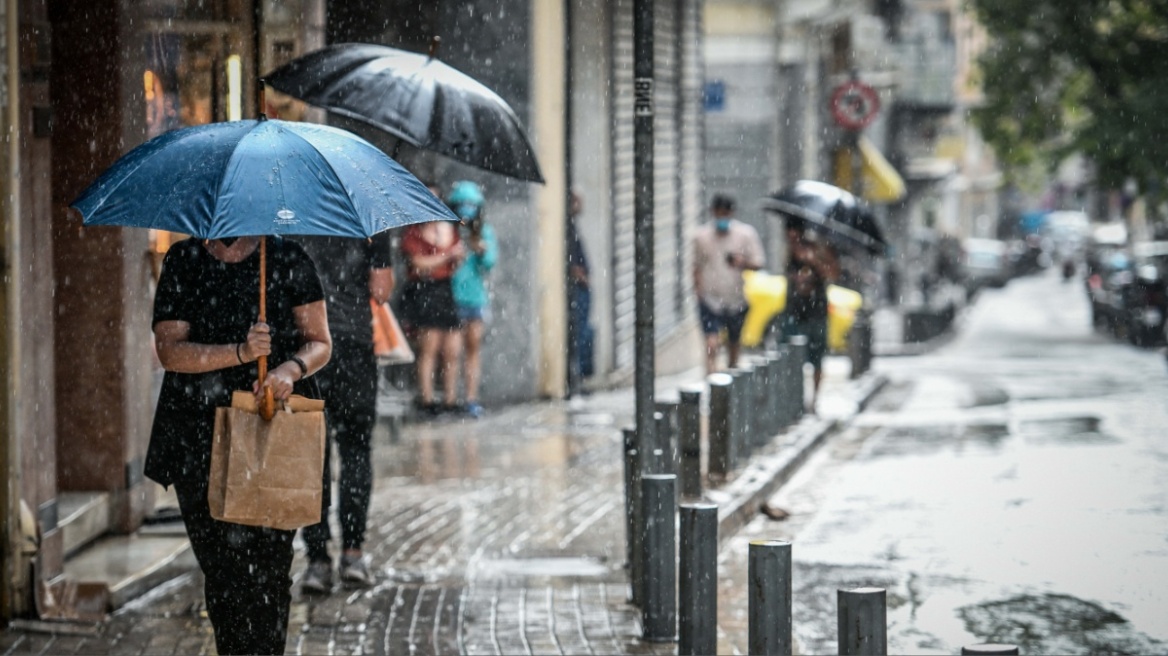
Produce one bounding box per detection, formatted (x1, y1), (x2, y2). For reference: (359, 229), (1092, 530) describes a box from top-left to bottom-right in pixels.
(146, 237), (325, 486)
(294, 233), (392, 338)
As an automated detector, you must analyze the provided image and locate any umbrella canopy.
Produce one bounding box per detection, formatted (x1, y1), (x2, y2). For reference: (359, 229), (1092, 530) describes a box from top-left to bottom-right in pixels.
(762, 180), (887, 254)
(72, 118), (457, 239)
(264, 42), (545, 183)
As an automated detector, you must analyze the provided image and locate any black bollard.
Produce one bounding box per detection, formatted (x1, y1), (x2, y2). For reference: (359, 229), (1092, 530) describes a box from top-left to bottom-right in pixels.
(961, 645), (1020, 655)
(655, 400), (679, 477)
(748, 540), (792, 655)
(787, 335), (808, 419)
(678, 502), (718, 656)
(707, 373), (734, 481)
(642, 474), (677, 642)
(837, 587), (887, 655)
(677, 385), (703, 499)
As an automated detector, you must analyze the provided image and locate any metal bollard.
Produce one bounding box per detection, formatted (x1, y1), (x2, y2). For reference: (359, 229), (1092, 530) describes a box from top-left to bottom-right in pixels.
(623, 427), (644, 606)
(679, 502), (718, 656)
(748, 540), (792, 656)
(655, 400), (679, 477)
(707, 373), (734, 481)
(755, 357), (775, 444)
(961, 645), (1020, 655)
(677, 385), (703, 499)
(729, 366), (752, 463)
(849, 310), (873, 378)
(772, 346), (792, 428)
(642, 474), (677, 643)
(787, 335), (808, 419)
(837, 587), (888, 655)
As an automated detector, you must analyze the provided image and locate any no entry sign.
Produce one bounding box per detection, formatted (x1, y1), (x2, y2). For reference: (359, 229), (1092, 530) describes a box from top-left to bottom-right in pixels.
(829, 80), (880, 130)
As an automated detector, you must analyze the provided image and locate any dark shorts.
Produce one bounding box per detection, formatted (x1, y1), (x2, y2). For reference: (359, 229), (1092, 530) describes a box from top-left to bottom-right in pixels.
(780, 313), (828, 369)
(400, 279), (460, 330)
(698, 302), (749, 343)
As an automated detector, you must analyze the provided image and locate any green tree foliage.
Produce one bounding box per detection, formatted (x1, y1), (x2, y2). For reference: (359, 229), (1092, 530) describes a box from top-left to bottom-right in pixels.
(969, 0), (1168, 189)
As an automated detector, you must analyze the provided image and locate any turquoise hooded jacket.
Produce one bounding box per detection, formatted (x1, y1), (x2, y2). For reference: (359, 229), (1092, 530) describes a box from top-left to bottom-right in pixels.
(452, 223), (498, 309)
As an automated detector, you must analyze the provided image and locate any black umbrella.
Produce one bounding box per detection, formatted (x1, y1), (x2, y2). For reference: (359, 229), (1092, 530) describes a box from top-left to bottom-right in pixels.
(264, 41), (544, 183)
(762, 180), (887, 254)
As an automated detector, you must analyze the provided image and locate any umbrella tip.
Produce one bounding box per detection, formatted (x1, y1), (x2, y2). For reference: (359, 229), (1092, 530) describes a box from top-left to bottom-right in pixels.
(428, 36), (442, 60)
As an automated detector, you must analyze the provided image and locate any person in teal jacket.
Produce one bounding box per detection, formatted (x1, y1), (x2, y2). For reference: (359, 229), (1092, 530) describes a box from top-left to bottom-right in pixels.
(448, 181), (497, 418)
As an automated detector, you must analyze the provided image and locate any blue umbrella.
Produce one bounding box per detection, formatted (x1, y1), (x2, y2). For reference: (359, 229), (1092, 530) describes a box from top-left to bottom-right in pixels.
(71, 117), (457, 419)
(71, 117), (457, 238)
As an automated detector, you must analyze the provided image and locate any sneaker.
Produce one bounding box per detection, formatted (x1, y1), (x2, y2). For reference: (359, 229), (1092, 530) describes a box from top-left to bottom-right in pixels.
(339, 554), (373, 587)
(464, 402), (484, 419)
(301, 560), (333, 594)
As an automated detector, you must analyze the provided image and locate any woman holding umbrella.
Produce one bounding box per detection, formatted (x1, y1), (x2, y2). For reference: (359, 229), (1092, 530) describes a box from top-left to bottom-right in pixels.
(149, 235), (331, 654)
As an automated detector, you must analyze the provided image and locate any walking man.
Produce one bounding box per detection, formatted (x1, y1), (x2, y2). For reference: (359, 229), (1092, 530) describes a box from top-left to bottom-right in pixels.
(297, 232), (395, 592)
(693, 194), (765, 374)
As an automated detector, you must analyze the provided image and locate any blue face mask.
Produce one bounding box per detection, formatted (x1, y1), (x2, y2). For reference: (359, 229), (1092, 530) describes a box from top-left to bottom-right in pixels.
(715, 219), (731, 232)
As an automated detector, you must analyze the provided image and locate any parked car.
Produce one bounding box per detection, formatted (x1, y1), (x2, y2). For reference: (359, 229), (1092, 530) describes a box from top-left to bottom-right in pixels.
(1122, 241), (1168, 347)
(962, 237), (1009, 295)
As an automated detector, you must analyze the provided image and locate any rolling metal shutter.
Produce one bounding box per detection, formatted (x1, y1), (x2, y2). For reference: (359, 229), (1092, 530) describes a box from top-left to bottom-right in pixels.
(676, 0), (702, 324)
(610, 0), (636, 370)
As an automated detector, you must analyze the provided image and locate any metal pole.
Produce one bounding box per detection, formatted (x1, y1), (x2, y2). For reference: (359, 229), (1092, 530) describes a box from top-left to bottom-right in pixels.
(677, 385), (703, 499)
(642, 474), (677, 643)
(837, 587), (888, 655)
(707, 373), (734, 481)
(679, 503), (718, 656)
(623, 427), (644, 606)
(961, 646), (1020, 655)
(773, 346), (791, 427)
(748, 540), (793, 656)
(632, 0), (656, 475)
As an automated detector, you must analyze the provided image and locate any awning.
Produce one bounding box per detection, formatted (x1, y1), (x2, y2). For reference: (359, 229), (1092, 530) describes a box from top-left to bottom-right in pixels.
(833, 137), (907, 203)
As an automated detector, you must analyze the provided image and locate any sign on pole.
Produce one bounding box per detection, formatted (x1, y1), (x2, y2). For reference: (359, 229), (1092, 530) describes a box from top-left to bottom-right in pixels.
(829, 80), (880, 131)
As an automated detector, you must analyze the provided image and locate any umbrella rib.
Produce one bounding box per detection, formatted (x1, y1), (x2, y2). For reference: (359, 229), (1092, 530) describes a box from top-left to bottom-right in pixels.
(279, 126), (367, 232)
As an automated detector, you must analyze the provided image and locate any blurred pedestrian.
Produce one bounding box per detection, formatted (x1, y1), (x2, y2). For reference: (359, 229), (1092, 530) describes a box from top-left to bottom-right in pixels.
(782, 225), (839, 411)
(148, 236), (331, 655)
(693, 194), (765, 373)
(448, 181), (497, 418)
(295, 231), (394, 593)
(567, 189), (594, 394)
(400, 194), (466, 415)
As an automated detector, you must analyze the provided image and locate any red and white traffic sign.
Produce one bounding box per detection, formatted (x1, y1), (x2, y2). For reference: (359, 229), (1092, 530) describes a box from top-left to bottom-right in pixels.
(829, 80), (880, 130)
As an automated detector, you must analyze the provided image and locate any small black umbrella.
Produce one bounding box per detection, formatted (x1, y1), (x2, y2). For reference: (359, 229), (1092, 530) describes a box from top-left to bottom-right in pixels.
(264, 41), (544, 183)
(762, 180), (887, 254)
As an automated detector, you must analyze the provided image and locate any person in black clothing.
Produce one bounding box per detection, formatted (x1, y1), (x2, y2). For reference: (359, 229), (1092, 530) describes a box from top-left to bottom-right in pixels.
(149, 236), (331, 655)
(567, 189), (594, 394)
(780, 226), (839, 411)
(295, 233), (394, 592)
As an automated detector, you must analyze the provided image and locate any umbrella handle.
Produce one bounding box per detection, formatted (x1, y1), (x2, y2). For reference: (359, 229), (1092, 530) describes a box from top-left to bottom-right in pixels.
(258, 236), (276, 421)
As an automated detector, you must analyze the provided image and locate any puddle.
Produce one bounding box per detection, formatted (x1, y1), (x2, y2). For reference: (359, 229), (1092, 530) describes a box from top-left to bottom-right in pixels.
(1016, 416), (1119, 446)
(474, 556), (611, 579)
(959, 593), (1165, 655)
(865, 422), (1010, 458)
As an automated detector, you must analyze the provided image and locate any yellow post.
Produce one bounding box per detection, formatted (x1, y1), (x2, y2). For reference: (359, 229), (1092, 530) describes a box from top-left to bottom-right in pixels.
(531, 0), (568, 398)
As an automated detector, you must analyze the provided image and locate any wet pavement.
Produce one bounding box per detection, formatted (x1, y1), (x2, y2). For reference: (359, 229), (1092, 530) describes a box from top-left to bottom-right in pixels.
(0, 359), (879, 656)
(719, 269), (1168, 654)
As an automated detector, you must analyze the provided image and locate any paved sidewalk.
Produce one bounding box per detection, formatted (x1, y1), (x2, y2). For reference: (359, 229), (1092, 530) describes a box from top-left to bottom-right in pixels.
(0, 359), (885, 656)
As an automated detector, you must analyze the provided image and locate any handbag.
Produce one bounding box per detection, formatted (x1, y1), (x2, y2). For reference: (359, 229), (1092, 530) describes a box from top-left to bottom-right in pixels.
(207, 391), (326, 530)
(371, 297), (415, 364)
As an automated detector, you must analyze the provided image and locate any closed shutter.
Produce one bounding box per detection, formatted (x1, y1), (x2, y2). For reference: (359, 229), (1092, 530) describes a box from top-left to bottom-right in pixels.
(611, 0), (635, 370)
(653, 0), (681, 341)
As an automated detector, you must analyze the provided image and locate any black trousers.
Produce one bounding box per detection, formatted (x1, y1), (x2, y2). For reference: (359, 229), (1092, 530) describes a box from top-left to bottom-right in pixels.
(174, 478), (295, 656)
(302, 333), (376, 560)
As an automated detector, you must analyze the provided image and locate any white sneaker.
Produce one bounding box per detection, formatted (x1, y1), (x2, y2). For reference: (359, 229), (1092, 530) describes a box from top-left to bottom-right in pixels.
(301, 560), (333, 594)
(340, 554), (373, 587)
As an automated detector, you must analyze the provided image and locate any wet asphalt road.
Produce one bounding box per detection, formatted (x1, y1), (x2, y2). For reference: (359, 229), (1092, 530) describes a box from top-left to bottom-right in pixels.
(719, 269), (1168, 654)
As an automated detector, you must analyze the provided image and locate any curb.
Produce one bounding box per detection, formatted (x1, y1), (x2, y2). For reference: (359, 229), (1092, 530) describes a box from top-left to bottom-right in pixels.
(709, 371), (889, 547)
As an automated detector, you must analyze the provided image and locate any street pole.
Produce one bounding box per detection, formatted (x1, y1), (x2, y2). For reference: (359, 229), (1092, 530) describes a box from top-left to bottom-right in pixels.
(633, 0), (655, 461)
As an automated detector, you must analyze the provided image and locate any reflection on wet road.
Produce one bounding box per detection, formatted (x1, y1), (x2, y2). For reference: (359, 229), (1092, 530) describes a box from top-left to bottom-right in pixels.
(721, 270), (1168, 654)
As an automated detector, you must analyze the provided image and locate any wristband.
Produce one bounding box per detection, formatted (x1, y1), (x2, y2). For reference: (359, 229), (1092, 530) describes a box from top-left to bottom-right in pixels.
(290, 355), (309, 378)
(236, 342), (245, 364)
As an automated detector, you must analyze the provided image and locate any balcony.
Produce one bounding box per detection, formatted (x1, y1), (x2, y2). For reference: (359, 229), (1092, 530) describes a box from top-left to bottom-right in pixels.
(894, 39), (957, 111)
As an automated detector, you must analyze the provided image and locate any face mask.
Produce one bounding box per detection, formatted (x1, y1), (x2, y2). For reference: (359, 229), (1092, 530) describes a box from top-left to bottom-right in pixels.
(715, 219), (731, 233)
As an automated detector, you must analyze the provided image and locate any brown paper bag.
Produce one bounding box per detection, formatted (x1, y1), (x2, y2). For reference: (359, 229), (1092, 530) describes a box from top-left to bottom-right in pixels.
(208, 391), (326, 530)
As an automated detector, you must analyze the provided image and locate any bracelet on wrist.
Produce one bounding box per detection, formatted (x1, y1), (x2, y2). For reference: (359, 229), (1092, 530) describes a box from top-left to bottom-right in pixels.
(236, 342), (245, 364)
(290, 355), (309, 379)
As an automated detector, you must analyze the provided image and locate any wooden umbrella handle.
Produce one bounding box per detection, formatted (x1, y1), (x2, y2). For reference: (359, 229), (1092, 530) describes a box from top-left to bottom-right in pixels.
(258, 236), (276, 420)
